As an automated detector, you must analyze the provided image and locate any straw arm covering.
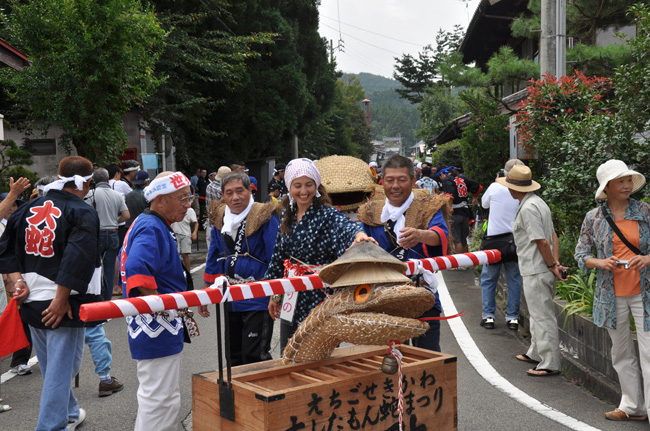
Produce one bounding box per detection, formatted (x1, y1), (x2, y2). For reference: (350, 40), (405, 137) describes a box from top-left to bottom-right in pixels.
(79, 250), (501, 322)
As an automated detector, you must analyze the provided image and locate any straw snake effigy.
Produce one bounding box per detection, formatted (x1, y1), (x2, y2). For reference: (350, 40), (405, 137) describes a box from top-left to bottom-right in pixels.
(281, 280), (435, 364)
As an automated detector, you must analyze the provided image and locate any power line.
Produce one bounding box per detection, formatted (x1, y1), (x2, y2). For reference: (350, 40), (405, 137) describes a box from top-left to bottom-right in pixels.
(344, 45), (390, 73)
(321, 15), (427, 47)
(335, 48), (388, 76)
(321, 22), (404, 56)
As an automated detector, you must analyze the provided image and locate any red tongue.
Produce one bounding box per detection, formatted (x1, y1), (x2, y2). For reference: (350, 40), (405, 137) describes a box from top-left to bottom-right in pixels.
(419, 311), (468, 321)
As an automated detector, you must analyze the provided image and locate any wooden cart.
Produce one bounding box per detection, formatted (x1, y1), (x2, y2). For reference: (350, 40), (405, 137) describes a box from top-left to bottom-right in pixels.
(192, 345), (457, 431)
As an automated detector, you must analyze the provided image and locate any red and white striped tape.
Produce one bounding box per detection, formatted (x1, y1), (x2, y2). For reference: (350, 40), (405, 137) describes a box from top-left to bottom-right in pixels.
(79, 250), (501, 322)
(404, 250), (500, 275)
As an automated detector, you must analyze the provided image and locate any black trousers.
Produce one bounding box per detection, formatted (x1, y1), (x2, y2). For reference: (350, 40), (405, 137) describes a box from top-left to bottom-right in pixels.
(11, 317), (32, 367)
(411, 306), (441, 352)
(227, 306), (273, 366)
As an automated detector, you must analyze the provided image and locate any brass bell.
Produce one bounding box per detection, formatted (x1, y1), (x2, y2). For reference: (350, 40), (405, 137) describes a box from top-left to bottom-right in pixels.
(381, 355), (398, 374)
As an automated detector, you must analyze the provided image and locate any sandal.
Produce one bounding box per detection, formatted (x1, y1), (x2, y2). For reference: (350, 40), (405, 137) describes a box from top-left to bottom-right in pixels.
(527, 368), (560, 377)
(604, 408), (648, 421)
(516, 354), (539, 364)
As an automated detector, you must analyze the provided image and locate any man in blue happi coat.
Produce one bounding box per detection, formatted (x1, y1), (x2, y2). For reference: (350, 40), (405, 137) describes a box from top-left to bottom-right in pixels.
(202, 171), (280, 365)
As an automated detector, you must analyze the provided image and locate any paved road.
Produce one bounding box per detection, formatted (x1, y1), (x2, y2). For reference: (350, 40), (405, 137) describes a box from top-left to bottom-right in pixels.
(1, 258), (648, 430)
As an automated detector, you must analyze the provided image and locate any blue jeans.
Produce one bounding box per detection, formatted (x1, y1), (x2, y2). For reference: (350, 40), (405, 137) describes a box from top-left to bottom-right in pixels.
(481, 261), (522, 321)
(99, 230), (120, 301)
(30, 325), (84, 431)
(85, 325), (112, 378)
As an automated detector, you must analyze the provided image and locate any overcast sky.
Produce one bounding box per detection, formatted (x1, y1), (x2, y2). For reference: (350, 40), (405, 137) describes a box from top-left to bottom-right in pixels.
(318, 0), (481, 79)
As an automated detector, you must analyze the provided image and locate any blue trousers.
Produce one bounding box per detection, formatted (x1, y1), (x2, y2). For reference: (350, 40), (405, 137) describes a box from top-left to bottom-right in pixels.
(481, 261), (522, 321)
(85, 324), (112, 378)
(99, 230), (120, 301)
(30, 325), (84, 431)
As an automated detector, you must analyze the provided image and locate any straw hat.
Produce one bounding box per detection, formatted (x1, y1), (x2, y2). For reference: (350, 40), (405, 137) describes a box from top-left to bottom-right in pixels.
(504, 158), (524, 173)
(318, 241), (407, 286)
(595, 159), (646, 200)
(215, 166), (231, 182)
(315, 155), (376, 194)
(496, 165), (540, 193)
(327, 263), (411, 288)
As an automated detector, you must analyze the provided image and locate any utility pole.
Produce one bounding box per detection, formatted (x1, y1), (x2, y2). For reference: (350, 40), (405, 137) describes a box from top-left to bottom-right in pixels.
(555, 0), (566, 78)
(540, 0), (566, 78)
(540, 0), (556, 77)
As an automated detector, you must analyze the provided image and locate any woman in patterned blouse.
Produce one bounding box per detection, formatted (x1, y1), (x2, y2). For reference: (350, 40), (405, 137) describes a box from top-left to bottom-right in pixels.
(575, 160), (650, 422)
(266, 158), (372, 352)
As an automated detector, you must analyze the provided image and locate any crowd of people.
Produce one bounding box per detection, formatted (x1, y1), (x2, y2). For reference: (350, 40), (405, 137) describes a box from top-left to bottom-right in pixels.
(0, 153), (648, 428)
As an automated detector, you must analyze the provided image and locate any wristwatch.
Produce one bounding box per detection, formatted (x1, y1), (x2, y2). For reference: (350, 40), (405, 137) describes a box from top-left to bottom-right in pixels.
(271, 294), (283, 304)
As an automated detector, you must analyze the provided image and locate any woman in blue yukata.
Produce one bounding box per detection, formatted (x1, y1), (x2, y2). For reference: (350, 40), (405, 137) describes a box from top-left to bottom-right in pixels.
(575, 160), (650, 423)
(266, 158), (373, 352)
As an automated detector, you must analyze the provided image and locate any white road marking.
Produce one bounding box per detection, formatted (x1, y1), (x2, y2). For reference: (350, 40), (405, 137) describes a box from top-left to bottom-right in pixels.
(1, 355), (38, 384)
(190, 263), (206, 274)
(437, 272), (601, 431)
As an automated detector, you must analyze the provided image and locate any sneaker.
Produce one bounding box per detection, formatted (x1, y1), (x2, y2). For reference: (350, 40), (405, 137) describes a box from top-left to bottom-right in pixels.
(98, 377), (124, 397)
(507, 319), (519, 331)
(480, 317), (495, 329)
(67, 408), (86, 430)
(10, 364), (32, 376)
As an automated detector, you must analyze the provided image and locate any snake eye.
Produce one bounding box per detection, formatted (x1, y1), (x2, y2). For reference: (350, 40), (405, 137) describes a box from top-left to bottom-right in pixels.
(354, 284), (371, 303)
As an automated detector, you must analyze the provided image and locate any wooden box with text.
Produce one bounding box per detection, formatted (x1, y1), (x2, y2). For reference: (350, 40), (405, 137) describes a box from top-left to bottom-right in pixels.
(192, 345), (457, 431)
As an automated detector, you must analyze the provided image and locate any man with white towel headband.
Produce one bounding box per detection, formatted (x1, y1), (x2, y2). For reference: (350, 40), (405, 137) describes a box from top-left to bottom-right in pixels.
(0, 155), (102, 431)
(120, 171), (194, 431)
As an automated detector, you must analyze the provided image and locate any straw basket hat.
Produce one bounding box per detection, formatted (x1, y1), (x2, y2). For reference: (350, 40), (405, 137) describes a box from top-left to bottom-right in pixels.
(316, 155), (376, 194)
(496, 165), (540, 193)
(318, 241), (407, 286)
(595, 159), (646, 201)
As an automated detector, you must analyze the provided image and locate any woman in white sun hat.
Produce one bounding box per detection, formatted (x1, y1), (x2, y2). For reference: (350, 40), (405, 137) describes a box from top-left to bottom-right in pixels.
(575, 159), (650, 422)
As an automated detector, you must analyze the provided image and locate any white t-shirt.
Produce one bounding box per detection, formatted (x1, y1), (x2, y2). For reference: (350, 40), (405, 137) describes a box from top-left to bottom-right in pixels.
(109, 179), (132, 227)
(171, 208), (197, 237)
(481, 182), (520, 236)
(109, 179), (132, 197)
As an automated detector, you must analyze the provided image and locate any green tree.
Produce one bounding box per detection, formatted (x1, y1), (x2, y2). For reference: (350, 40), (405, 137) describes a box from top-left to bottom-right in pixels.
(457, 93), (510, 190)
(141, 0), (275, 168)
(0, 139), (36, 193)
(614, 3), (650, 136)
(512, 0), (637, 76)
(431, 140), (463, 170)
(303, 74), (372, 160)
(193, 0), (337, 166)
(393, 26), (464, 104)
(0, 0), (166, 165)
(416, 85), (462, 140)
(515, 71), (646, 232)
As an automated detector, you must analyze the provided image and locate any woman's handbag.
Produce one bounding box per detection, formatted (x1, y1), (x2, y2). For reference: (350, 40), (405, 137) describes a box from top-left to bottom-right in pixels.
(480, 232), (518, 263)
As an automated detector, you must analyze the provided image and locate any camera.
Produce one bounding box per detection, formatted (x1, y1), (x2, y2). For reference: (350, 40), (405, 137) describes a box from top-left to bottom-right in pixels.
(616, 260), (630, 270)
(560, 269), (569, 279)
(496, 169), (506, 178)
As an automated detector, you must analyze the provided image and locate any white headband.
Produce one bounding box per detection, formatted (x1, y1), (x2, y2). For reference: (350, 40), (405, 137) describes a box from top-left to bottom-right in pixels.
(144, 172), (191, 202)
(123, 165), (141, 173)
(42, 174), (92, 194)
(285, 158), (322, 206)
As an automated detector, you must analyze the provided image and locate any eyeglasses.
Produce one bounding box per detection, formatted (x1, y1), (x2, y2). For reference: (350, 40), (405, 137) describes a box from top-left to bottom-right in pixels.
(170, 195), (195, 205)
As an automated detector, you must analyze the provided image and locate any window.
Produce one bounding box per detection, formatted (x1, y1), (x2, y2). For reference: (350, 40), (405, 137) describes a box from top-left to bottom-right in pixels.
(26, 139), (57, 156)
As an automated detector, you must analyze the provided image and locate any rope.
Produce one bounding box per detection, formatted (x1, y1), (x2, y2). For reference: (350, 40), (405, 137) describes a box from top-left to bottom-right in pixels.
(418, 311), (468, 321)
(389, 340), (404, 431)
